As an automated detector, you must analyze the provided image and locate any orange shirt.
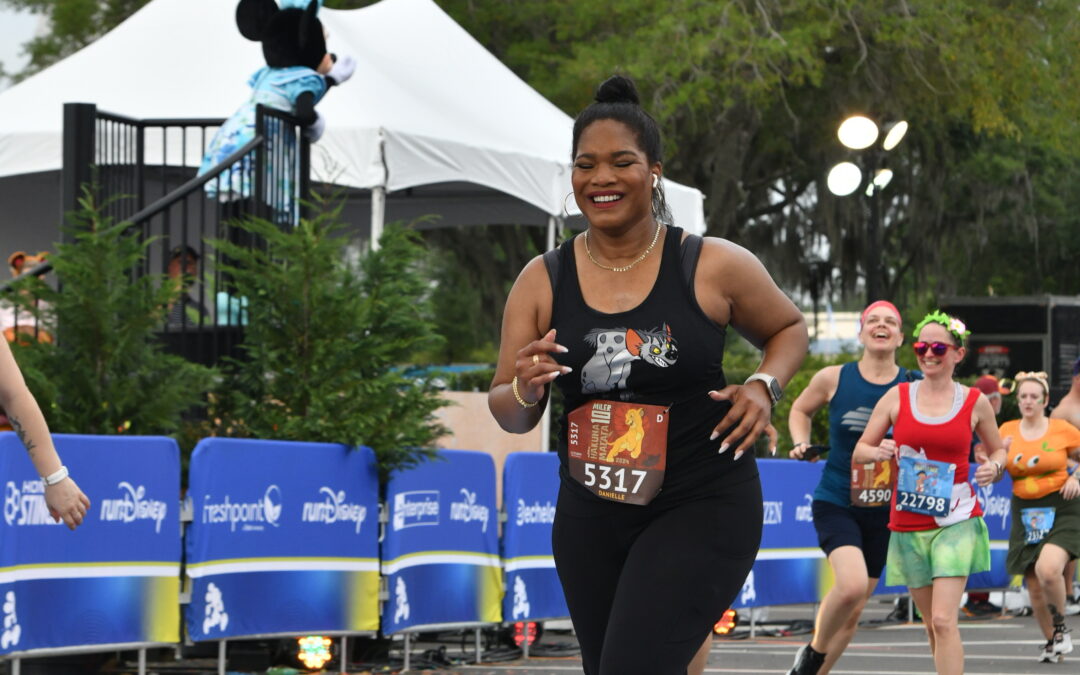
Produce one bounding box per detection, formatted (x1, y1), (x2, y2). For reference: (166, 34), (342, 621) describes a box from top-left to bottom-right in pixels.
(1001, 418), (1080, 499)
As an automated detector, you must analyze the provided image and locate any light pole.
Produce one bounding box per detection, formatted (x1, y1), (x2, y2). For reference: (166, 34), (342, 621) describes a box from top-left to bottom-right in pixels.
(826, 116), (908, 303)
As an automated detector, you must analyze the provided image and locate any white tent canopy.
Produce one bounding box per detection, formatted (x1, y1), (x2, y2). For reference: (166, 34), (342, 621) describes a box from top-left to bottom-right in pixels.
(0, 0), (705, 234)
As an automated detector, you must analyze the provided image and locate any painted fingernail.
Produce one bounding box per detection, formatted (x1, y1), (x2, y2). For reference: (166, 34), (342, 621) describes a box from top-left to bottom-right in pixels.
(555, 344), (569, 353)
(718, 442), (729, 454)
(560, 366), (572, 374)
(709, 431), (719, 441)
(707, 390), (718, 397)
(770, 447), (777, 456)
(734, 450), (744, 460)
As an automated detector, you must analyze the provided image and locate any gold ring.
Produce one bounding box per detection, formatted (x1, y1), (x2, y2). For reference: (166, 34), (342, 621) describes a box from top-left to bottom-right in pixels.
(532, 354), (540, 366)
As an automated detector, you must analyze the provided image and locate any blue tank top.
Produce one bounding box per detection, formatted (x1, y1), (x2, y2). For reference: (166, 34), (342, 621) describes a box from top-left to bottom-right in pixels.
(813, 361), (914, 508)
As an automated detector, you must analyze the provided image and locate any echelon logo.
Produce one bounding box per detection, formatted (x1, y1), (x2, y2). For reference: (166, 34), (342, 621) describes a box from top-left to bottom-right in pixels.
(3, 480), (62, 527)
(392, 490), (440, 531)
(449, 488), (490, 533)
(515, 499), (555, 527)
(301, 487), (368, 534)
(99, 481), (169, 533)
(763, 500), (784, 525)
(201, 485), (283, 532)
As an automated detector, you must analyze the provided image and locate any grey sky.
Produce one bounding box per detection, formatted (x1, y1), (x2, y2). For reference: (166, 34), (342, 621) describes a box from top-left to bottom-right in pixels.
(0, 7), (41, 87)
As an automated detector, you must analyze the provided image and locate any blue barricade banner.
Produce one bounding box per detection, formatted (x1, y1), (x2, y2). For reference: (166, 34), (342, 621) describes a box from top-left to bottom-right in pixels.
(382, 449), (502, 634)
(0, 433), (180, 654)
(731, 459), (825, 609)
(501, 452), (565, 623)
(185, 439), (379, 640)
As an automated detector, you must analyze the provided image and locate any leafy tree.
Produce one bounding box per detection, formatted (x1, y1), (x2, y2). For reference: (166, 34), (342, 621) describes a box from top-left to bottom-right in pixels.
(209, 198), (447, 483)
(9, 191), (215, 435)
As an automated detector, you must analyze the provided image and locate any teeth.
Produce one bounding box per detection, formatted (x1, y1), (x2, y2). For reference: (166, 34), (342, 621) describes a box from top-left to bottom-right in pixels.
(592, 194), (622, 203)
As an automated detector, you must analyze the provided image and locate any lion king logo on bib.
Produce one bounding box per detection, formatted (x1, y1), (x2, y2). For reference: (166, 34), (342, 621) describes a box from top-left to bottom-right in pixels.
(567, 400), (669, 505)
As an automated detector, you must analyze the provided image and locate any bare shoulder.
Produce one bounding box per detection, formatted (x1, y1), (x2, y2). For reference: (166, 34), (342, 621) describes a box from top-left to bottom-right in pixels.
(698, 236), (761, 274)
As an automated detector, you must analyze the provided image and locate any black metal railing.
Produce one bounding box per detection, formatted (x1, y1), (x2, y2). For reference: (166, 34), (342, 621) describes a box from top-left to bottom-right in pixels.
(53, 102), (312, 366)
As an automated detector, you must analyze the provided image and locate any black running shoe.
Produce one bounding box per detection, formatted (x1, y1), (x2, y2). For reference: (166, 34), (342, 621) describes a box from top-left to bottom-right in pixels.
(787, 642), (826, 675)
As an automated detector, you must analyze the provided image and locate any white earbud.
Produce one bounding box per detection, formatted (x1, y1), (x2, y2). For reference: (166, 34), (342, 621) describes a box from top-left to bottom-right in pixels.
(652, 174), (659, 188)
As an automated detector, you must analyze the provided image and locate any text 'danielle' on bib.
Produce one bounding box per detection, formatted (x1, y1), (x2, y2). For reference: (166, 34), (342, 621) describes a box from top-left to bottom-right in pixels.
(567, 400), (669, 505)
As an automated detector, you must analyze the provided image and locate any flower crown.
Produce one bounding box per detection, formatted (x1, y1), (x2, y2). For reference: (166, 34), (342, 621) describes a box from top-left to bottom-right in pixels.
(1005, 371), (1050, 397)
(913, 310), (970, 343)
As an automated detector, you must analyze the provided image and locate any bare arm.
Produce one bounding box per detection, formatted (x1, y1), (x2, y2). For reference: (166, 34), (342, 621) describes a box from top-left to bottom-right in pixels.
(697, 239), (809, 458)
(853, 387), (899, 464)
(488, 256), (570, 434)
(0, 339), (90, 529)
(971, 394), (1007, 486)
(788, 365), (840, 460)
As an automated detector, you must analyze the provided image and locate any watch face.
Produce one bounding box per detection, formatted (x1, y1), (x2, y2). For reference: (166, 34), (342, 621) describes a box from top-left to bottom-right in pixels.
(768, 379), (783, 402)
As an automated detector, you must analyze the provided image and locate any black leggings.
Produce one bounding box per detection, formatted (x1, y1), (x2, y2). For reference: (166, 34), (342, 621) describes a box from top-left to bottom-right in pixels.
(552, 476), (763, 675)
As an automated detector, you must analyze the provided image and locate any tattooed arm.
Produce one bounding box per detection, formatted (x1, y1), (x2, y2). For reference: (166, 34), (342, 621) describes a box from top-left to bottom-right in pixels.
(0, 338), (90, 530)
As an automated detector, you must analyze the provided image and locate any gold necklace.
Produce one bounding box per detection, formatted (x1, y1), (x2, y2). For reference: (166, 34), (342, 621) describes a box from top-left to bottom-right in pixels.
(584, 223), (662, 272)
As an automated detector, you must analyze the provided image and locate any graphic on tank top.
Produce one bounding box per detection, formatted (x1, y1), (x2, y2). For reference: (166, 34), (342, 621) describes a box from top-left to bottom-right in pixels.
(580, 324), (679, 397)
(839, 407), (873, 433)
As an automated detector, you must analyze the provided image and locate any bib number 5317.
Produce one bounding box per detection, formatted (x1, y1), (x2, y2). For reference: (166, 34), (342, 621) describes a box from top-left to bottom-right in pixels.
(582, 462), (647, 494)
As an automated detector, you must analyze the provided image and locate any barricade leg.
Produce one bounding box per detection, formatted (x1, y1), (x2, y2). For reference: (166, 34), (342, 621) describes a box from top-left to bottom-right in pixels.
(523, 622), (530, 660)
(907, 594), (914, 623)
(475, 628), (482, 663)
(12, 659), (19, 675)
(218, 640), (226, 675)
(750, 609), (757, 638)
(339, 636), (347, 674)
(138, 648), (147, 675)
(403, 633), (410, 671)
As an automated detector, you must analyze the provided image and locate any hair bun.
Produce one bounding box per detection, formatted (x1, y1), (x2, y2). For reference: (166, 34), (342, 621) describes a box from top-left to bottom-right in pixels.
(594, 75), (641, 105)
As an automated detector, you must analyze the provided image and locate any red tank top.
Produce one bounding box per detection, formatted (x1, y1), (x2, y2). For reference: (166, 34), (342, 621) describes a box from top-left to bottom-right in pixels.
(890, 382), (982, 532)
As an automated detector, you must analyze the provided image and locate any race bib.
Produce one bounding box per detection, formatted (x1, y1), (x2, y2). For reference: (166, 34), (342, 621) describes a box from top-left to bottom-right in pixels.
(1021, 507), (1056, 545)
(850, 460), (893, 508)
(567, 400), (669, 505)
(896, 455), (955, 517)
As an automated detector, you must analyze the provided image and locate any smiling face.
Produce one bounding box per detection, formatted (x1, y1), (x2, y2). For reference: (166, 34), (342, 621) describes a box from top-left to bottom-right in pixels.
(914, 322), (964, 377)
(1016, 379), (1048, 420)
(859, 306), (903, 355)
(571, 119), (660, 231)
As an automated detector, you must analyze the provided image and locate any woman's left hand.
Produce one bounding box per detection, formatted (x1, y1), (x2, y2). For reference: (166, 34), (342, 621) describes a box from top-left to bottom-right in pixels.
(1061, 475), (1080, 500)
(707, 383), (772, 460)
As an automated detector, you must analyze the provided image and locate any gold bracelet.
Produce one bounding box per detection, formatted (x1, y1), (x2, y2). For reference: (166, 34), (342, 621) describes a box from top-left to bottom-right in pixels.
(511, 376), (538, 408)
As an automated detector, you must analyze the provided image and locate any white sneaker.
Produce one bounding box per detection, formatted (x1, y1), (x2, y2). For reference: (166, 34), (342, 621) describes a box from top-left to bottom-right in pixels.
(1052, 627), (1073, 660)
(1040, 640), (1056, 663)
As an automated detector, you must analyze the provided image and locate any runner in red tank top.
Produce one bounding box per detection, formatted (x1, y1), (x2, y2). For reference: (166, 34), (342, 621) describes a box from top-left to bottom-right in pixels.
(853, 311), (1007, 675)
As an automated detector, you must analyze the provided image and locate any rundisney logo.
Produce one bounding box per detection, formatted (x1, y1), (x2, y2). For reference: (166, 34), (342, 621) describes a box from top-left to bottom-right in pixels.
(795, 495), (814, 523)
(3, 480), (61, 527)
(515, 499), (555, 527)
(976, 482), (1010, 530)
(301, 487), (368, 534)
(450, 488), (490, 533)
(99, 482), (168, 533)
(392, 490), (440, 531)
(201, 486), (283, 532)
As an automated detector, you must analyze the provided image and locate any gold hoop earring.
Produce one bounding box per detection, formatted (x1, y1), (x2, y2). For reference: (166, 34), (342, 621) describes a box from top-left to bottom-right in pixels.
(562, 192), (576, 218)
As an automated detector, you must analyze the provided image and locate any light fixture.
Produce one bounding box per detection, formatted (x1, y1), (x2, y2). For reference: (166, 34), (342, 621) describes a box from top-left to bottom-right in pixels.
(866, 168), (894, 196)
(297, 635), (333, 670)
(837, 115), (879, 150)
(512, 621), (540, 647)
(826, 161), (863, 197)
(882, 121), (909, 151)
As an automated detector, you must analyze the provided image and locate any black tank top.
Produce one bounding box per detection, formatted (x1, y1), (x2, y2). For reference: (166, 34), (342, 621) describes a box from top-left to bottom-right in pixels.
(550, 226), (758, 506)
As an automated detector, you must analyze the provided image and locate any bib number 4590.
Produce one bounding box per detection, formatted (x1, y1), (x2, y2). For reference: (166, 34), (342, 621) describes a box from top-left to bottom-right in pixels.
(582, 462), (648, 494)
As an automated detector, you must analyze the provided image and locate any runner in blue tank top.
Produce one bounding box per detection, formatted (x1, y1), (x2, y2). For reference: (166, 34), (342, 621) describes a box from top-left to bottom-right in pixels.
(786, 301), (915, 675)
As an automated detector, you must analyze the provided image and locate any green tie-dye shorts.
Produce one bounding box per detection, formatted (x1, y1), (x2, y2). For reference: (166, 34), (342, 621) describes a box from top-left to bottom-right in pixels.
(885, 516), (991, 589)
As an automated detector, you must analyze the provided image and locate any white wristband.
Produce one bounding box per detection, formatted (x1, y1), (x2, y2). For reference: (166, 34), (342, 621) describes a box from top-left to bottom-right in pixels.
(42, 465), (68, 486)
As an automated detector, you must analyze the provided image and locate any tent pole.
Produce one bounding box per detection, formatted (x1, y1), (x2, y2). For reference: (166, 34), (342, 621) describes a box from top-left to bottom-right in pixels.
(547, 215), (557, 252)
(371, 185), (386, 251)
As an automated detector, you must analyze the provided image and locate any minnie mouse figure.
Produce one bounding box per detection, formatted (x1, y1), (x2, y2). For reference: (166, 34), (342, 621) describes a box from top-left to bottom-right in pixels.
(199, 0), (355, 209)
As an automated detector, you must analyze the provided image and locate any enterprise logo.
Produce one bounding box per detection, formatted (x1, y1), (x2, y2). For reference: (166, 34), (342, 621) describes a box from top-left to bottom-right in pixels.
(392, 490), (439, 531)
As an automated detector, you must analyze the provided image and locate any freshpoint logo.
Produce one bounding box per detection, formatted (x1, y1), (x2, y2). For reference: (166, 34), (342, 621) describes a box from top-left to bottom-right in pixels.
(201, 485), (283, 532)
(392, 490), (439, 531)
(3, 480), (62, 527)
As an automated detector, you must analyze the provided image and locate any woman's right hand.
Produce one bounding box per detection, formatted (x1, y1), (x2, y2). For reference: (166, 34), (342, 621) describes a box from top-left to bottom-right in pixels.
(514, 328), (571, 403)
(790, 442), (812, 461)
(45, 478), (91, 531)
(875, 438), (897, 462)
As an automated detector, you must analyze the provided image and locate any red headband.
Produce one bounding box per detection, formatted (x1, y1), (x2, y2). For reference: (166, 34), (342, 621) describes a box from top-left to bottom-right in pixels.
(861, 300), (902, 327)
